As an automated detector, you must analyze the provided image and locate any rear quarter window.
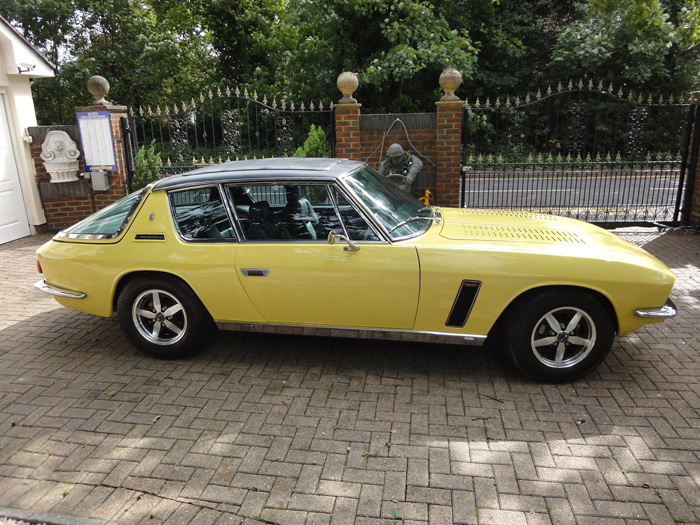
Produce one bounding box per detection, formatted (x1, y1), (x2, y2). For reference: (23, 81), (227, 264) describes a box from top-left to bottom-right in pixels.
(58, 188), (146, 239)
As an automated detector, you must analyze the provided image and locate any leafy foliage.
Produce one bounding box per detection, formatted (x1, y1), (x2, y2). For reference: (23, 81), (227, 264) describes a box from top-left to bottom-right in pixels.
(131, 142), (162, 191)
(2, 0), (214, 124)
(442, 0), (586, 96)
(2, 0), (698, 124)
(293, 125), (332, 158)
(550, 0), (696, 94)
(278, 0), (477, 112)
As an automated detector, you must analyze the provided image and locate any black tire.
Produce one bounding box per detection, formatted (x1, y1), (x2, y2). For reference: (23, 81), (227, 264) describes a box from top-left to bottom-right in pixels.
(503, 289), (615, 382)
(117, 275), (212, 359)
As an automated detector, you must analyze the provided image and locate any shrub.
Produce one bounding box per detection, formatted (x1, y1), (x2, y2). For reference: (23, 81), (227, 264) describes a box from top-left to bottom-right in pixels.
(131, 142), (162, 191)
(293, 125), (331, 158)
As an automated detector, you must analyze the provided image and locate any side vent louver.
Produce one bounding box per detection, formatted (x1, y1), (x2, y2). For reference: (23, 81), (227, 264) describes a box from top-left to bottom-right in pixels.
(134, 234), (165, 241)
(445, 280), (481, 328)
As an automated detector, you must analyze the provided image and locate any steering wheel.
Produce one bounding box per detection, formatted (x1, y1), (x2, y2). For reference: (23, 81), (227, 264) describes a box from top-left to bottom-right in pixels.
(387, 174), (407, 185)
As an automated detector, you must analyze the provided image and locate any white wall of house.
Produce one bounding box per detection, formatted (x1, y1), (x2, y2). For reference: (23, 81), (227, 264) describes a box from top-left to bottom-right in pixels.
(0, 17), (54, 243)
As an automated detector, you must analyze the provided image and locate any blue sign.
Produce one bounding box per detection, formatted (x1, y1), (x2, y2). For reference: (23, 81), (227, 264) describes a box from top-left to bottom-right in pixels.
(76, 111), (118, 172)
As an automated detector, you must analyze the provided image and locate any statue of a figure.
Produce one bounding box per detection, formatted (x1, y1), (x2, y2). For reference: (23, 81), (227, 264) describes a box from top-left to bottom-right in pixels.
(378, 143), (423, 192)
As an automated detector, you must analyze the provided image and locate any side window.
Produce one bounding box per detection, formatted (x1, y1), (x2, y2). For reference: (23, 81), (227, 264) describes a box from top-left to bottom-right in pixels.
(332, 188), (380, 241)
(228, 183), (380, 242)
(231, 183), (337, 241)
(169, 187), (235, 241)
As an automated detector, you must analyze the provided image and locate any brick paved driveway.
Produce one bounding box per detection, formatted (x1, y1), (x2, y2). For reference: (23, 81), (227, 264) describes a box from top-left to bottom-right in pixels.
(0, 230), (699, 525)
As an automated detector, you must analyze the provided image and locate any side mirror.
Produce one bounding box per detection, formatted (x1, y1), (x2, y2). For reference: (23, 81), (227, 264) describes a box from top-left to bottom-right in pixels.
(328, 230), (360, 251)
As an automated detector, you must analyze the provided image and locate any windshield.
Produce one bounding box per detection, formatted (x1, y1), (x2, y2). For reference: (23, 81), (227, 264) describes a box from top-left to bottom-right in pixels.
(58, 188), (147, 239)
(343, 167), (434, 239)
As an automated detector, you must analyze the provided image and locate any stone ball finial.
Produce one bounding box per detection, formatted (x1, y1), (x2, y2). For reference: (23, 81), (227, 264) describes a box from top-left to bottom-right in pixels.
(439, 68), (462, 101)
(337, 72), (359, 104)
(87, 75), (111, 106)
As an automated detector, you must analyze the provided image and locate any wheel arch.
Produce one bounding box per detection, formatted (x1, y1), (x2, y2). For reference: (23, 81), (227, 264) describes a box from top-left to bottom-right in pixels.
(112, 270), (203, 313)
(488, 285), (619, 341)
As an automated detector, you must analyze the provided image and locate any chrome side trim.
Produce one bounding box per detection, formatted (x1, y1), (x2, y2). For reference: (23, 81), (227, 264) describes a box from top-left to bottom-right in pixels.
(34, 279), (86, 299)
(215, 321), (487, 346)
(634, 298), (677, 319)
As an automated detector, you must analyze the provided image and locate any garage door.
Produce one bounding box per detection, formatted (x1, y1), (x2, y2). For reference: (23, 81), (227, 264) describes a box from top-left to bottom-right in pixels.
(0, 93), (31, 244)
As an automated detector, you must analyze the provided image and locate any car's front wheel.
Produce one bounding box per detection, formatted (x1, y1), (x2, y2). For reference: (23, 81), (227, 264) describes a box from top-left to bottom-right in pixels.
(503, 289), (615, 382)
(117, 275), (212, 359)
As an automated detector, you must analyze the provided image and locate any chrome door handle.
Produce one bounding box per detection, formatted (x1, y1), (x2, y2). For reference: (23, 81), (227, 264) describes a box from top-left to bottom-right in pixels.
(241, 268), (271, 277)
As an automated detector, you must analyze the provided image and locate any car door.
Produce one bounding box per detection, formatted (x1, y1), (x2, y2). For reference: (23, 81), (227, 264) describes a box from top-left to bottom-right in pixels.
(229, 182), (420, 329)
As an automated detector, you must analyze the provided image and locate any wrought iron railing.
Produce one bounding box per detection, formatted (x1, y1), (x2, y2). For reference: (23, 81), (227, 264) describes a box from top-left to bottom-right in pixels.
(462, 154), (685, 223)
(461, 80), (696, 225)
(128, 86), (335, 176)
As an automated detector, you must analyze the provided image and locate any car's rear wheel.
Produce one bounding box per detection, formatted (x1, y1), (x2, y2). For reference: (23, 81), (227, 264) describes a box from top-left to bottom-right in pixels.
(503, 289), (615, 382)
(117, 275), (212, 359)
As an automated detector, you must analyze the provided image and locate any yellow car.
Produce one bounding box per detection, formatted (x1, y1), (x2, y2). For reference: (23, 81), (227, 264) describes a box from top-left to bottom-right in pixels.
(35, 158), (676, 382)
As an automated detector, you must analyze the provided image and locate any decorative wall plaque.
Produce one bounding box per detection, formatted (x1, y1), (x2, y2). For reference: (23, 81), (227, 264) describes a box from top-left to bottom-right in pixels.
(40, 130), (81, 183)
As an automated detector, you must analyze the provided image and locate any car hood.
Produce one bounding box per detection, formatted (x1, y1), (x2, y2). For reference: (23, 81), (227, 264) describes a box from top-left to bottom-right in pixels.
(435, 207), (661, 259)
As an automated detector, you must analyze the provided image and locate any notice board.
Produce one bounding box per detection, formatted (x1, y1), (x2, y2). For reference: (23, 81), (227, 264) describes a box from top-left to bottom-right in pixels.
(76, 111), (117, 172)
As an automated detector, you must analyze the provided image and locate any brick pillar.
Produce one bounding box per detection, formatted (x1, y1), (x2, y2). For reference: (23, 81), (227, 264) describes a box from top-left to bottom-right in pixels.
(334, 72), (362, 160)
(334, 103), (362, 160)
(435, 100), (463, 207)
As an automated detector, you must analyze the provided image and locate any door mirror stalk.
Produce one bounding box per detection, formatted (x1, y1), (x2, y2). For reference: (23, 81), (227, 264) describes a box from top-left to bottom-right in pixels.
(328, 230), (360, 251)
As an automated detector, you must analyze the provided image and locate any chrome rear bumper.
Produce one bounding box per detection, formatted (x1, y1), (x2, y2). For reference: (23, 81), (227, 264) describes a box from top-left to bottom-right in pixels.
(34, 279), (86, 299)
(634, 298), (676, 319)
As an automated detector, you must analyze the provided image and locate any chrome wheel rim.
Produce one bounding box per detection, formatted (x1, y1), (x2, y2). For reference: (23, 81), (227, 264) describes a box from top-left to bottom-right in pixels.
(132, 289), (188, 346)
(530, 307), (596, 368)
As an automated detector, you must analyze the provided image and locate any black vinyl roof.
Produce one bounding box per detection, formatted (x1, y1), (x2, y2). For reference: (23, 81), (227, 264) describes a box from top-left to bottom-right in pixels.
(153, 158), (366, 191)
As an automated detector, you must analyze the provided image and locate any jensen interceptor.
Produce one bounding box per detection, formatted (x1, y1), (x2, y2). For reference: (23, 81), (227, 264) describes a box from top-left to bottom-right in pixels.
(35, 158), (676, 382)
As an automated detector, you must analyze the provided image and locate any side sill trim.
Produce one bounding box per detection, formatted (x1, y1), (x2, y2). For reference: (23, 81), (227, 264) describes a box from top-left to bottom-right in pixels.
(34, 279), (86, 299)
(634, 298), (677, 319)
(215, 322), (487, 346)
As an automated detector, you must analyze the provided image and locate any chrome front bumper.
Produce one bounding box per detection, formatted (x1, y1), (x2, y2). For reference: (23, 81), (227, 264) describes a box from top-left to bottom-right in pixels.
(34, 279), (86, 299)
(634, 298), (677, 319)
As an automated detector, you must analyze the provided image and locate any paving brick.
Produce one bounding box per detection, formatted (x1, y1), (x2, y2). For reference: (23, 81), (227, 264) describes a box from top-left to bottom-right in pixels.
(593, 500), (646, 519)
(288, 493), (335, 513)
(544, 497), (575, 524)
(2, 231), (700, 524)
(266, 476), (296, 509)
(317, 480), (361, 498)
(259, 508), (308, 524)
(320, 498), (354, 525)
(477, 508), (528, 524)
(357, 484), (383, 517)
(381, 501), (428, 521)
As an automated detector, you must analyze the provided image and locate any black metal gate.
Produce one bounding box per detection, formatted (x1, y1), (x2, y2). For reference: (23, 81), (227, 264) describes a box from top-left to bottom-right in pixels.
(461, 82), (699, 225)
(125, 86), (335, 180)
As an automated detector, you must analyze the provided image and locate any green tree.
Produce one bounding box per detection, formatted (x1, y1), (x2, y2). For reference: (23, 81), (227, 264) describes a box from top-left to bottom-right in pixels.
(1, 0), (214, 124)
(6, 0), (698, 124)
(550, 0), (698, 94)
(440, 0), (586, 96)
(1, 0), (78, 64)
(150, 0), (283, 86)
(277, 0), (477, 112)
